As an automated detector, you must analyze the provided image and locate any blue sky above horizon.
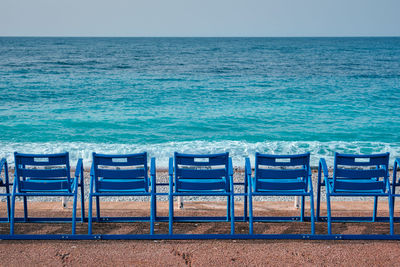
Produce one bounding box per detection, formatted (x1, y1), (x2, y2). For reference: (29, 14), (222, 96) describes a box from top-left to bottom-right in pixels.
(1, 0), (399, 37)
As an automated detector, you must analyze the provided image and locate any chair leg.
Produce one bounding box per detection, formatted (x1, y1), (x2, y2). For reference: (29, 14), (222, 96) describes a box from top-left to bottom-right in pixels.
(153, 192), (157, 221)
(316, 181), (322, 221)
(6, 195), (11, 222)
(300, 196), (305, 222)
(389, 196), (394, 235)
(80, 184), (85, 222)
(88, 195), (93, 235)
(10, 195), (16, 235)
(23, 196), (28, 222)
(227, 195), (231, 222)
(169, 194), (174, 235)
(373, 196), (378, 222)
(310, 194), (315, 235)
(230, 194), (235, 234)
(96, 196), (100, 221)
(326, 193), (332, 235)
(150, 193), (155, 235)
(72, 193), (78, 235)
(249, 193), (253, 234)
(244, 193), (248, 222)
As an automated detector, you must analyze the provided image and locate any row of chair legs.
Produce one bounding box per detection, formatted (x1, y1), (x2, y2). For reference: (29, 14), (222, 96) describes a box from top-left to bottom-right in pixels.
(3, 194), (395, 236)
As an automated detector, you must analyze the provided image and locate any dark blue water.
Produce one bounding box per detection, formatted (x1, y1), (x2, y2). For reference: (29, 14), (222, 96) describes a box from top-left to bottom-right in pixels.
(0, 37), (399, 166)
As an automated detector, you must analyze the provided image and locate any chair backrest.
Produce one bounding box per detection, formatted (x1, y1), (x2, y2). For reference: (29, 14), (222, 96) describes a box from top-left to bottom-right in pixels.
(254, 152), (310, 191)
(92, 152), (149, 192)
(14, 152), (71, 192)
(174, 152), (229, 192)
(333, 152), (389, 191)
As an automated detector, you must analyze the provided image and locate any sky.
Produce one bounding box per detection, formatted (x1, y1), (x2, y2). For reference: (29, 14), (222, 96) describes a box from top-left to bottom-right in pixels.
(0, 0), (399, 37)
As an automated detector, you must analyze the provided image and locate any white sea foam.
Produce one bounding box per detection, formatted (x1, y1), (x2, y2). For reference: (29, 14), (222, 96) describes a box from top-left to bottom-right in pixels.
(1, 141), (399, 168)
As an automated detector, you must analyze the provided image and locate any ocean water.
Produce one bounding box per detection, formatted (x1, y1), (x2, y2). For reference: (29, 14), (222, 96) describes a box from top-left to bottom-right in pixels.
(0, 37), (399, 167)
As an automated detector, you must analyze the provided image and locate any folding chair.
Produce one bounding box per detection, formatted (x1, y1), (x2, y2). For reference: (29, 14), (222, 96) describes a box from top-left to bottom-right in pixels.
(317, 152), (393, 235)
(10, 152), (84, 235)
(168, 152), (234, 235)
(88, 152), (156, 235)
(246, 152), (315, 234)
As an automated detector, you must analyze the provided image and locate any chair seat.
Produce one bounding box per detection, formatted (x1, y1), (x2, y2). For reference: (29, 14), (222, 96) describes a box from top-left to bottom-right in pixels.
(176, 178), (227, 192)
(96, 179), (147, 192)
(19, 179), (72, 192)
(328, 179), (386, 193)
(254, 178), (307, 192)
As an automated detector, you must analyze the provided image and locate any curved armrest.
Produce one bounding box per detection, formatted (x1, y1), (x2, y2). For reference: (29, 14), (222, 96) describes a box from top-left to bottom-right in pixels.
(89, 162), (95, 193)
(245, 158), (251, 176)
(73, 158), (83, 191)
(150, 157), (156, 192)
(228, 157), (233, 176)
(168, 157), (173, 177)
(319, 158), (329, 177)
(90, 162), (95, 177)
(75, 158), (84, 180)
(245, 158), (253, 193)
(168, 157), (174, 192)
(0, 158), (10, 186)
(318, 158), (329, 187)
(228, 158), (234, 193)
(393, 158), (400, 188)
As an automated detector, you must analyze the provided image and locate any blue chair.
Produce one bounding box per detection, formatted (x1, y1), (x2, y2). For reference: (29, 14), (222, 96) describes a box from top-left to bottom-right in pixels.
(246, 152), (315, 234)
(168, 152), (234, 235)
(88, 152), (156, 235)
(317, 152), (393, 235)
(10, 152), (84, 235)
(0, 158), (11, 225)
(391, 158), (400, 232)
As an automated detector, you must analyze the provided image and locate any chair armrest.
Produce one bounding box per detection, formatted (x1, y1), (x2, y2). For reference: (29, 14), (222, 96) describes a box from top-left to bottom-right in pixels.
(393, 158), (400, 192)
(72, 159), (83, 192)
(319, 158), (329, 177)
(245, 158), (253, 193)
(308, 168), (314, 192)
(168, 157), (174, 193)
(74, 158), (84, 185)
(245, 158), (252, 177)
(168, 157), (173, 177)
(90, 162), (95, 177)
(228, 157), (234, 193)
(0, 158), (9, 185)
(318, 158), (330, 190)
(150, 157), (156, 192)
(228, 157), (233, 176)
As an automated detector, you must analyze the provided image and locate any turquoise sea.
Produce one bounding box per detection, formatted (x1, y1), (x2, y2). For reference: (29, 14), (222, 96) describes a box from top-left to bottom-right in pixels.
(0, 37), (399, 167)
